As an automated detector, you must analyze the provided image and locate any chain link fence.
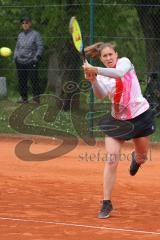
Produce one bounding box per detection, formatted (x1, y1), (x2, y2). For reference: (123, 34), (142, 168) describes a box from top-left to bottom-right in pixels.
(0, 1), (159, 139)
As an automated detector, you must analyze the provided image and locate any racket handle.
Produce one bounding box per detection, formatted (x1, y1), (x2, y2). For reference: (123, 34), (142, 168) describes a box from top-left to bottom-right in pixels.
(81, 48), (86, 63)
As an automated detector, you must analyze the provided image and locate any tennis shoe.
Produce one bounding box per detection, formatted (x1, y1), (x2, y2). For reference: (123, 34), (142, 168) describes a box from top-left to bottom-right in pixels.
(129, 151), (141, 176)
(98, 200), (113, 219)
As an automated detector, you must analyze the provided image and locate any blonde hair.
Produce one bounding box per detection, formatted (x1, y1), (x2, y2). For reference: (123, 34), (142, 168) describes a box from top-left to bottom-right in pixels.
(84, 42), (117, 59)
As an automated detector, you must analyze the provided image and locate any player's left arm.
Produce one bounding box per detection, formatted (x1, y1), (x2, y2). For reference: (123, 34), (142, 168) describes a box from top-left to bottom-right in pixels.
(35, 32), (44, 60)
(98, 58), (132, 78)
(84, 58), (132, 78)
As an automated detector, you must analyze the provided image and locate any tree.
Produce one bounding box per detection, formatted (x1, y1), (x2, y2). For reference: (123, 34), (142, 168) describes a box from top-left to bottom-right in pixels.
(134, 0), (160, 74)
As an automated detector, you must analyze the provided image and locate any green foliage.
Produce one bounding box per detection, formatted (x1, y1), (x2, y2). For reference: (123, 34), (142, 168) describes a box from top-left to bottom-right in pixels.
(0, 0), (159, 138)
(0, 0), (148, 94)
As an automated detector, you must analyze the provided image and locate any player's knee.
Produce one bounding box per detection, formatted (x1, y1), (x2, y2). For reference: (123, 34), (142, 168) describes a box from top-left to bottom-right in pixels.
(105, 152), (120, 167)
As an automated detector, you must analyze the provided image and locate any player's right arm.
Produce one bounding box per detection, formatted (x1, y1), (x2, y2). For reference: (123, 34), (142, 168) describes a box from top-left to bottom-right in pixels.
(83, 61), (115, 99)
(13, 34), (20, 61)
(85, 72), (113, 100)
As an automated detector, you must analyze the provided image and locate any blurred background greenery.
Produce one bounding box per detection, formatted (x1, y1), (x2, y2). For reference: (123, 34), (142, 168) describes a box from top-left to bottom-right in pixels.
(0, 0), (160, 142)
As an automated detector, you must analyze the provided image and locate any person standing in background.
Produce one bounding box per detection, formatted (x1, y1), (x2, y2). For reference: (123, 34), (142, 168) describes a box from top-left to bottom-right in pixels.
(14, 16), (44, 104)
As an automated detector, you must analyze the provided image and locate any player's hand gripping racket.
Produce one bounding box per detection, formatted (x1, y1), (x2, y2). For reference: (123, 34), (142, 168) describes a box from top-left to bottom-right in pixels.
(69, 16), (86, 63)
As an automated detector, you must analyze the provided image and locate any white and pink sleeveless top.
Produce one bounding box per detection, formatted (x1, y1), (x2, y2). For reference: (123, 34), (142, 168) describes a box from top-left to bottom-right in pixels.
(93, 57), (149, 120)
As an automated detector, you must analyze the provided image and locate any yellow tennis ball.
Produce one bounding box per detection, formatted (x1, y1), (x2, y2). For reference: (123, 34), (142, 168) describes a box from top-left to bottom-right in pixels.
(0, 47), (12, 57)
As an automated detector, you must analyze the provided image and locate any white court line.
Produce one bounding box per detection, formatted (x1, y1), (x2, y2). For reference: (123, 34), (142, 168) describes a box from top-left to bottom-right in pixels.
(0, 216), (160, 236)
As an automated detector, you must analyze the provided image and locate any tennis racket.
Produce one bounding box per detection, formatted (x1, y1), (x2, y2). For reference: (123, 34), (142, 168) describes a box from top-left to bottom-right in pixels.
(69, 16), (86, 62)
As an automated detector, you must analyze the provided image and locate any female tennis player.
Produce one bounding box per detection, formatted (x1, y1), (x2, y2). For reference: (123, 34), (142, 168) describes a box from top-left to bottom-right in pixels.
(83, 42), (155, 219)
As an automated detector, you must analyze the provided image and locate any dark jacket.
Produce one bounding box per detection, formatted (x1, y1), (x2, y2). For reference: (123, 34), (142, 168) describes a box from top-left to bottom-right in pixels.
(14, 29), (44, 64)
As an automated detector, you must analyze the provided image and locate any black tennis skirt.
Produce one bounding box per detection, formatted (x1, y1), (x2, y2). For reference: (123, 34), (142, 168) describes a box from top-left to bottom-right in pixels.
(99, 108), (156, 141)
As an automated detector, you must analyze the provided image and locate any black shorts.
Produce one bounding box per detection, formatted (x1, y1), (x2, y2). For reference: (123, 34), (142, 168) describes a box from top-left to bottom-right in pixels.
(99, 108), (156, 141)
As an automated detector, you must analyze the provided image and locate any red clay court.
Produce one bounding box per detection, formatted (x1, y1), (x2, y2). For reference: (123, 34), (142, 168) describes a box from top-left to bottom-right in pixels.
(0, 135), (160, 240)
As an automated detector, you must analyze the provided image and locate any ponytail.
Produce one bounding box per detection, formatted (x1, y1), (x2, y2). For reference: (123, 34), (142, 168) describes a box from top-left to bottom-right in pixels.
(84, 42), (104, 59)
(84, 42), (117, 59)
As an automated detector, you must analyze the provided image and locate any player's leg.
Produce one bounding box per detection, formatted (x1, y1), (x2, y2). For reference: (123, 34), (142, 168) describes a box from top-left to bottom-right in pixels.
(98, 136), (124, 219)
(130, 136), (150, 176)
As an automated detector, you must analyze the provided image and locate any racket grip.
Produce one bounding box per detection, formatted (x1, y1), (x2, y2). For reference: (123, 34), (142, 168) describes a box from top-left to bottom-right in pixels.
(82, 48), (86, 63)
